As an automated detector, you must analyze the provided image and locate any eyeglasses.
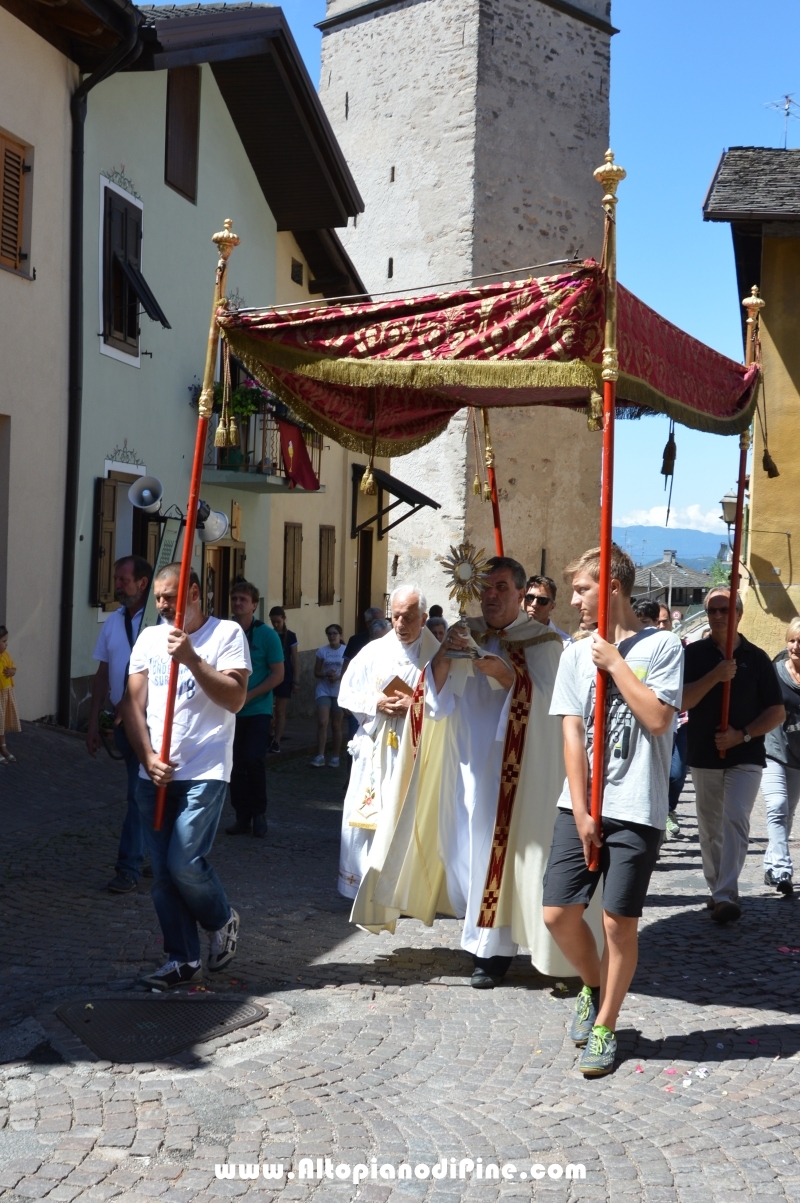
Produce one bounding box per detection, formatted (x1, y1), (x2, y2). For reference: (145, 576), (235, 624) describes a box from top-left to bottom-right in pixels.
(525, 595), (553, 606)
(706, 606), (729, 616)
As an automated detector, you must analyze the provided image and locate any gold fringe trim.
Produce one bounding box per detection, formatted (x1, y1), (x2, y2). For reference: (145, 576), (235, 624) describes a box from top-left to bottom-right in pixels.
(225, 326), (760, 443)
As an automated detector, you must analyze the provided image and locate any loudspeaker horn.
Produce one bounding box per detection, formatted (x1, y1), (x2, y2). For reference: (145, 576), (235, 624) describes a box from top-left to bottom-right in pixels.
(128, 476), (163, 514)
(196, 500), (229, 544)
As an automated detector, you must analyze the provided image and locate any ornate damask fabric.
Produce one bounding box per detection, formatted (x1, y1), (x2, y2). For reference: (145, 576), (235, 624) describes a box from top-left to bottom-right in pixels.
(220, 263), (759, 455)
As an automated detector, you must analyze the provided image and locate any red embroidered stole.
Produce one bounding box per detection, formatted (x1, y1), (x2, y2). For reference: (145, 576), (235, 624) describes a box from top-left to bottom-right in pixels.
(409, 667), (426, 758)
(477, 647), (534, 928)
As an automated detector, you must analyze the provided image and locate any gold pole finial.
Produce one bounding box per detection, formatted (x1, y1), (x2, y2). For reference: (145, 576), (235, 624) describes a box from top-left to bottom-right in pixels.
(593, 151), (626, 388)
(213, 218), (240, 262)
(741, 285), (765, 367)
(593, 149), (627, 213)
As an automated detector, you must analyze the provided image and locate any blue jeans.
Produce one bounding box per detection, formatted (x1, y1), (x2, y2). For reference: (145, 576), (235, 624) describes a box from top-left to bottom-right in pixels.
(114, 724), (145, 881)
(668, 724), (688, 812)
(762, 758), (800, 877)
(136, 778), (232, 964)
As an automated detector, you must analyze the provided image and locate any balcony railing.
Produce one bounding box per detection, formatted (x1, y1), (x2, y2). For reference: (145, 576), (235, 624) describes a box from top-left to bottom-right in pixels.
(204, 408), (322, 483)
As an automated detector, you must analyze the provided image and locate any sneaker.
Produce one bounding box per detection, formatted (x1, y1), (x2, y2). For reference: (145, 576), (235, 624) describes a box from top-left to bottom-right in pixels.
(712, 900), (741, 924)
(327, 757), (340, 768)
(268, 741), (281, 754)
(765, 869), (794, 897)
(140, 960), (202, 991)
(310, 755), (326, 767)
(578, 1025), (617, 1076)
(665, 811), (680, 839)
(208, 909), (239, 972)
(107, 871), (138, 894)
(569, 985), (600, 1046)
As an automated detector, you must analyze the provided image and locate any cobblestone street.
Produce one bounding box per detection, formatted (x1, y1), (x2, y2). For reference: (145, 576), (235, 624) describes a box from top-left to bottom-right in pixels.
(2, 722), (800, 1202)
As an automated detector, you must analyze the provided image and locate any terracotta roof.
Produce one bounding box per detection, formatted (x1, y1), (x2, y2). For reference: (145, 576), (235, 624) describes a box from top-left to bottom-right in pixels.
(704, 147), (800, 222)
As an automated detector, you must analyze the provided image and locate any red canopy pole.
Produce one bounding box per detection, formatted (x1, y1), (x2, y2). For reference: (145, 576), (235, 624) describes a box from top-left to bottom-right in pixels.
(152, 219), (240, 831)
(482, 408), (504, 556)
(718, 287), (763, 756)
(588, 151), (626, 871)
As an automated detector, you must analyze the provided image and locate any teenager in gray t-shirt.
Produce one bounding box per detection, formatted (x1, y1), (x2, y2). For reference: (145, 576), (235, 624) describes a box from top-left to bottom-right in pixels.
(541, 545), (684, 1079)
(550, 626), (684, 830)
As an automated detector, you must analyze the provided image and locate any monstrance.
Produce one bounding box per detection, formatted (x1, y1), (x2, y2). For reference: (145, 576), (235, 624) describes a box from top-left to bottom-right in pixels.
(438, 542), (489, 659)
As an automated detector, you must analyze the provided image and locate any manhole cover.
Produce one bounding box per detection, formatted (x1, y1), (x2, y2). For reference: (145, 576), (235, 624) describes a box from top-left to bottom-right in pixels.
(55, 997), (266, 1062)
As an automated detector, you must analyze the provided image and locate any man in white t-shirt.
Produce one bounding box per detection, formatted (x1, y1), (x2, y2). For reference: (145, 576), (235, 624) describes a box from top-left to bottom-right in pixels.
(124, 562), (251, 991)
(85, 555), (153, 894)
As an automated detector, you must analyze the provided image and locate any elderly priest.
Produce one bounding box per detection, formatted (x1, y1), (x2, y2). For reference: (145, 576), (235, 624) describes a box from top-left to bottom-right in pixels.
(338, 584), (439, 899)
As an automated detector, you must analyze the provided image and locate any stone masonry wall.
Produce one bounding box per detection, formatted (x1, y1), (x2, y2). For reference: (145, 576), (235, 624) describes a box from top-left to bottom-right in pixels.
(320, 0), (612, 620)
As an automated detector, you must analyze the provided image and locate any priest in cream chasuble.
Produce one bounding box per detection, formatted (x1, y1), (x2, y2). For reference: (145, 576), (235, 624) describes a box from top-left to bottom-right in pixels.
(338, 585), (439, 899)
(352, 557), (602, 982)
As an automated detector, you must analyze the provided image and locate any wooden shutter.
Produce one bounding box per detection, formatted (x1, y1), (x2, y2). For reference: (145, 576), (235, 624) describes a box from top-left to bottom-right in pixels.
(91, 478), (117, 608)
(0, 134), (25, 272)
(165, 66), (201, 203)
(283, 523), (302, 609)
(104, 188), (142, 352)
(318, 526), (336, 607)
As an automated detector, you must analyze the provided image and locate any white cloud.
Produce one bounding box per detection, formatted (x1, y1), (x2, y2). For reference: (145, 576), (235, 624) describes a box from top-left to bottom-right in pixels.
(617, 504), (725, 534)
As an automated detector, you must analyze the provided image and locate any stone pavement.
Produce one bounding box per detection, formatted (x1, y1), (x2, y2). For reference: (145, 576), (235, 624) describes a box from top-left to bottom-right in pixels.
(2, 723), (800, 1201)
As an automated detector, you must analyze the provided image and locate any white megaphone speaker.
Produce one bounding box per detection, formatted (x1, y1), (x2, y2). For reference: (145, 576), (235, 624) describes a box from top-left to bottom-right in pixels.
(196, 499), (229, 543)
(128, 476), (163, 514)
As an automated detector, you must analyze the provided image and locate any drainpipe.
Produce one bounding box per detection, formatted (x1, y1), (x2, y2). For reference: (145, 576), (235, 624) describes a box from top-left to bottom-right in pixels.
(57, 6), (143, 727)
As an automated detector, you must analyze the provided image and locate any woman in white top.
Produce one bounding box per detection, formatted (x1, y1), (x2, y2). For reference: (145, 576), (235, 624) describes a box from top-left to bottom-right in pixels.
(312, 624), (345, 767)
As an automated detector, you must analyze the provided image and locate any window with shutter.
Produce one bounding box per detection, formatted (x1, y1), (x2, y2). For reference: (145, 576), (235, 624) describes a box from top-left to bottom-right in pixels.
(165, 66), (201, 203)
(318, 526), (336, 607)
(283, 523), (303, 609)
(102, 185), (170, 357)
(91, 478), (117, 609)
(0, 133), (27, 273)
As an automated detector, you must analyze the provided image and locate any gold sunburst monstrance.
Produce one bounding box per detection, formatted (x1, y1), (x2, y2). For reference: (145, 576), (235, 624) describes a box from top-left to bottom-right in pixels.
(439, 541), (489, 612)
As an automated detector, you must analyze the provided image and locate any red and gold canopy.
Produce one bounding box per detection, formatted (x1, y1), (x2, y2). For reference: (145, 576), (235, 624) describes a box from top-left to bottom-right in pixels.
(220, 262), (758, 455)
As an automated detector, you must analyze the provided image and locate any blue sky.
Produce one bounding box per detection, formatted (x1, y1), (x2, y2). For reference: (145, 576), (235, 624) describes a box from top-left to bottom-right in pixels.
(166, 0), (798, 531)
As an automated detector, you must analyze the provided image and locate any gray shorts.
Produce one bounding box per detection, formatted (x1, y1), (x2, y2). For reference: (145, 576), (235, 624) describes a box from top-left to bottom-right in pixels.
(542, 809), (663, 918)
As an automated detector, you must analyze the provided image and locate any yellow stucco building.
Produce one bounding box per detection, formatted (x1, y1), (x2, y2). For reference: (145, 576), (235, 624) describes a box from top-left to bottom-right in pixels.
(705, 146), (800, 655)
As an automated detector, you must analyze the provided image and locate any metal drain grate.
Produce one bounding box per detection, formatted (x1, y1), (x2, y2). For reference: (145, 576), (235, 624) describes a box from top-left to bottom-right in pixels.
(56, 997), (267, 1062)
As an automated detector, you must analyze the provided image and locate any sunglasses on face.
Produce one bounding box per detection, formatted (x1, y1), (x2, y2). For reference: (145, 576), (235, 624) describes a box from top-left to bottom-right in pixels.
(525, 595), (553, 606)
(707, 606), (729, 616)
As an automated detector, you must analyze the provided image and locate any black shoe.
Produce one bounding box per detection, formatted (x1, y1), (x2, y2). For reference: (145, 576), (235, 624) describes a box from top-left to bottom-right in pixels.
(268, 741), (280, 754)
(107, 871), (138, 894)
(712, 900), (741, 924)
(142, 864), (154, 879)
(471, 967), (503, 989)
(765, 869), (794, 896)
(225, 819), (252, 835)
(140, 960), (203, 991)
(252, 814), (267, 839)
(470, 954), (512, 989)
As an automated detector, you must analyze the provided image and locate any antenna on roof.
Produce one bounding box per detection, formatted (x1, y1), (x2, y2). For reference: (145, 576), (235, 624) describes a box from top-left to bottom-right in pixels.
(766, 94), (800, 149)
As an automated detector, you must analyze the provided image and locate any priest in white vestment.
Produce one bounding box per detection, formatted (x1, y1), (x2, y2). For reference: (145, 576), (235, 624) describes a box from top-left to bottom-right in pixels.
(337, 584), (439, 898)
(352, 556), (602, 987)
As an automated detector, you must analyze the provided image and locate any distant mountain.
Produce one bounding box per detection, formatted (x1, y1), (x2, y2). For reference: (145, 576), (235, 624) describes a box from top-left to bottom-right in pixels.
(613, 525), (727, 567)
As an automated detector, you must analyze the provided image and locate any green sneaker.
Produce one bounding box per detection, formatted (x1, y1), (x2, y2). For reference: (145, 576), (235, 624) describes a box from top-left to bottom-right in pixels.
(578, 1025), (617, 1076)
(569, 985), (600, 1045)
(665, 811), (680, 839)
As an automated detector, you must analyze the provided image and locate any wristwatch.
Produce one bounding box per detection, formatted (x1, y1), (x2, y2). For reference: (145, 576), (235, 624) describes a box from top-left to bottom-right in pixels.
(742, 727), (752, 743)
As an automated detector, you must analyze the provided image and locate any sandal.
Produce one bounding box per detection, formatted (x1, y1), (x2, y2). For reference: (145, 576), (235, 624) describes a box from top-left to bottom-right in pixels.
(0, 748), (14, 763)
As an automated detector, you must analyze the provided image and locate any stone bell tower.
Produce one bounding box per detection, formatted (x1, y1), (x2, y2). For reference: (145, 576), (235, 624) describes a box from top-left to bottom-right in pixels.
(319, 0), (614, 629)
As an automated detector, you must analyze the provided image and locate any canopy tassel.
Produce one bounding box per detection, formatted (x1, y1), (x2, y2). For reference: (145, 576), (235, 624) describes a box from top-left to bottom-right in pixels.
(481, 408), (504, 555)
(215, 339), (233, 447)
(661, 419), (677, 526)
(360, 405), (378, 494)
